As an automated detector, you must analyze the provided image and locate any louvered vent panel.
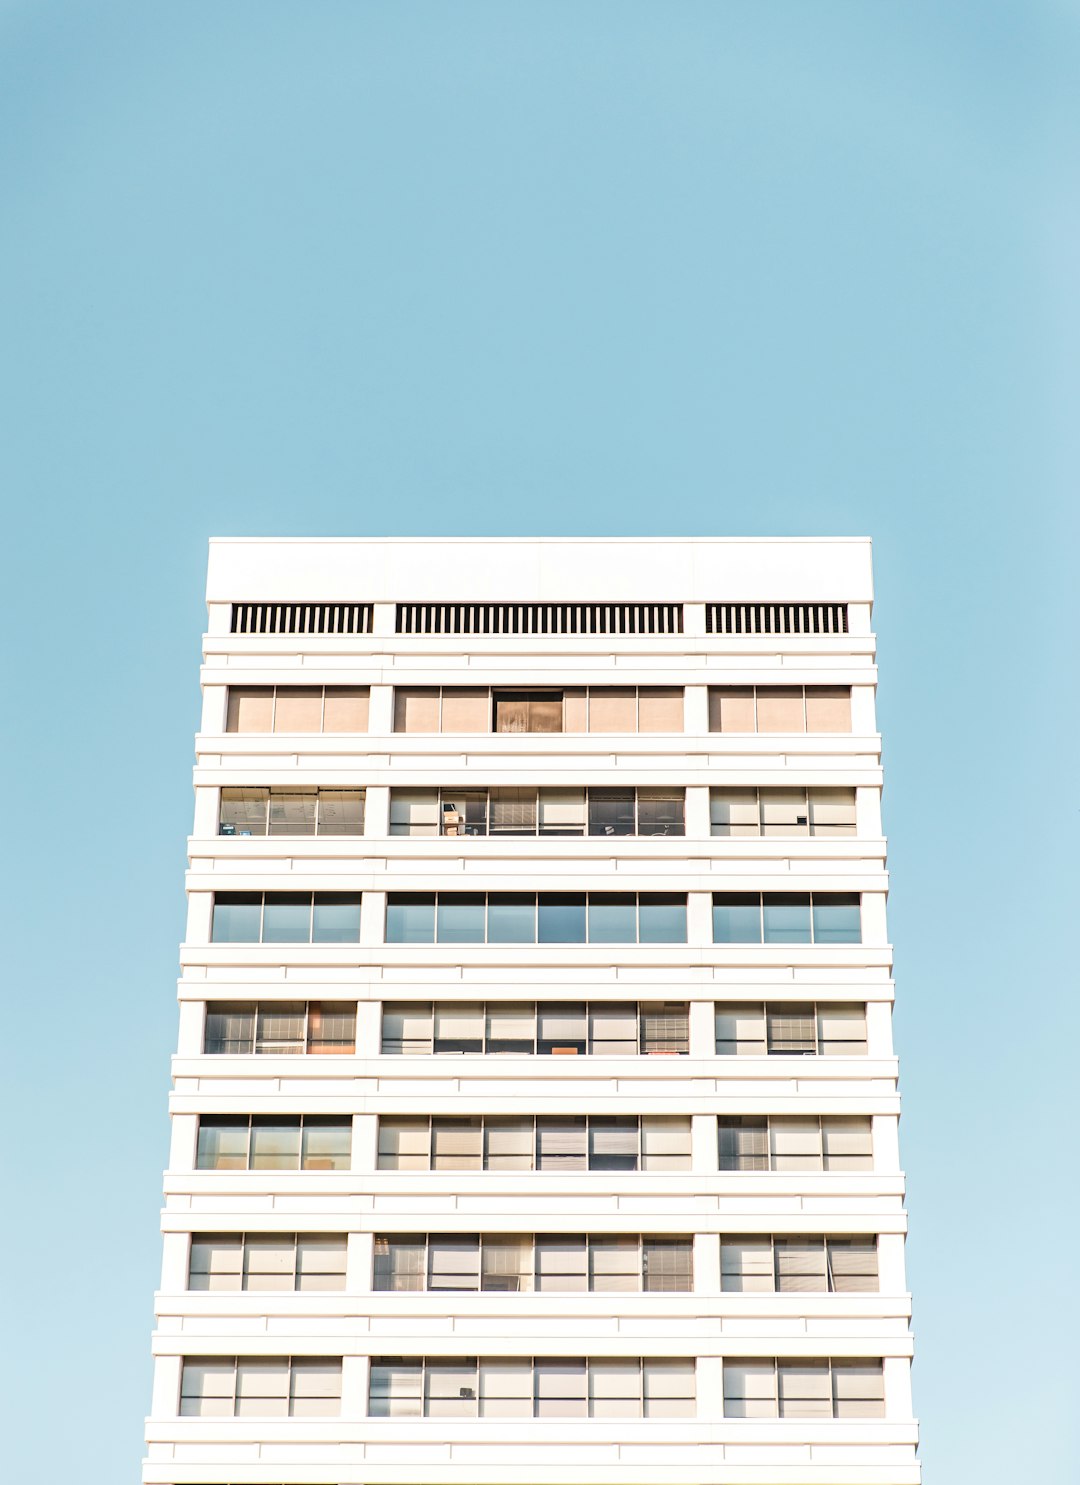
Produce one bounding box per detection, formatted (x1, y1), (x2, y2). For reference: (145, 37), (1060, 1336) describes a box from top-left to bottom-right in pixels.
(396, 603), (683, 635)
(231, 604), (373, 635)
(706, 603), (848, 636)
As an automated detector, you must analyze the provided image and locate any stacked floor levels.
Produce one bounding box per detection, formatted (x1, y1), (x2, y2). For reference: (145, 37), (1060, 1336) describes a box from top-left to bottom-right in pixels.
(146, 536), (919, 1485)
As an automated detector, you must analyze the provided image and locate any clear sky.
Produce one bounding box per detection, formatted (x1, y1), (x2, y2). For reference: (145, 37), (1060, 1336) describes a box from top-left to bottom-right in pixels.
(1, 3), (1076, 1480)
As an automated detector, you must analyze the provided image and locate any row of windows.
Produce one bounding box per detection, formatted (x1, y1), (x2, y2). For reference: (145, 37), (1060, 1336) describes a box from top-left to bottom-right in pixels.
(177, 1354), (886, 1419)
(186, 1231), (879, 1294)
(201, 1000), (869, 1058)
(222, 684), (855, 735)
(206, 892), (864, 946)
(215, 785), (859, 839)
(192, 1115), (876, 1174)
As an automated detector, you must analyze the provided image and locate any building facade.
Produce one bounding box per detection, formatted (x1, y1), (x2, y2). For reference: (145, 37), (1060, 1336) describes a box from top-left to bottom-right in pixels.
(145, 537), (918, 1485)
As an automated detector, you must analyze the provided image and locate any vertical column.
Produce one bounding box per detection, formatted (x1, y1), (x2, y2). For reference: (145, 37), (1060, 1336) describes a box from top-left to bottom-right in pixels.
(365, 785), (391, 836)
(348, 1231), (375, 1291)
(368, 684), (394, 735)
(342, 1354), (370, 1418)
(688, 1000), (715, 1058)
(683, 684), (710, 735)
(684, 784), (712, 839)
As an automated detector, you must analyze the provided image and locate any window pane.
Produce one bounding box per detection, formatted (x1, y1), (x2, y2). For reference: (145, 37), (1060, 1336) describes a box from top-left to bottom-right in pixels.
(710, 788), (760, 837)
(818, 1004), (867, 1055)
(189, 1235), (242, 1290)
(261, 893), (312, 943)
(394, 688), (439, 732)
(273, 688), (323, 732)
(821, 1117), (873, 1170)
(211, 893), (262, 943)
(290, 1359), (342, 1416)
(317, 789), (365, 836)
(300, 1117), (351, 1170)
(589, 1116), (639, 1171)
(181, 1358), (236, 1416)
(760, 789), (810, 837)
(828, 1238), (879, 1293)
(536, 1236), (588, 1292)
(374, 1237), (426, 1291)
(536, 1117), (587, 1171)
(267, 791), (317, 836)
(250, 1118), (302, 1169)
(428, 1237), (481, 1290)
(256, 1002), (306, 1054)
(487, 893), (536, 943)
(809, 786), (857, 836)
(538, 788), (585, 835)
(775, 1237), (828, 1292)
(537, 893), (586, 943)
(832, 1360), (885, 1417)
(296, 1237), (347, 1291)
(762, 893), (812, 945)
(220, 788), (268, 836)
(243, 1235), (296, 1291)
(720, 1237), (774, 1293)
(715, 1004), (766, 1056)
(589, 1003), (638, 1056)
(640, 1116), (692, 1171)
(643, 1360), (695, 1417)
(767, 1004), (817, 1055)
(587, 688), (636, 733)
(436, 893), (486, 944)
(709, 687), (754, 733)
(589, 1236), (640, 1292)
(378, 1118), (430, 1170)
(640, 1003), (689, 1055)
(226, 687), (273, 733)
(432, 1118), (483, 1170)
(369, 1361), (422, 1417)
(535, 1359), (587, 1416)
(322, 687), (369, 733)
(307, 1001), (357, 1053)
(386, 894), (435, 944)
(486, 1003), (536, 1054)
(484, 1117), (533, 1170)
(642, 1238), (693, 1293)
(382, 1003), (433, 1056)
(425, 1359), (479, 1416)
(440, 688), (490, 733)
(770, 1117), (824, 1171)
(480, 1360), (533, 1415)
(481, 1237), (532, 1293)
(590, 1360), (641, 1416)
(443, 789), (488, 836)
(588, 788), (635, 837)
(713, 894), (761, 944)
(723, 1360), (776, 1417)
(755, 687), (805, 732)
(562, 687), (587, 732)
(489, 787), (537, 834)
(778, 1361), (832, 1417)
(812, 894), (862, 944)
(389, 788), (439, 837)
(637, 787), (684, 836)
(312, 893), (362, 943)
(638, 688), (683, 733)
(805, 686), (851, 733)
(537, 1002), (586, 1055)
(719, 1116), (768, 1171)
(587, 893), (637, 942)
(638, 894), (686, 943)
(205, 1003), (255, 1055)
(433, 1001), (483, 1053)
(197, 1118), (249, 1170)
(494, 691), (562, 733)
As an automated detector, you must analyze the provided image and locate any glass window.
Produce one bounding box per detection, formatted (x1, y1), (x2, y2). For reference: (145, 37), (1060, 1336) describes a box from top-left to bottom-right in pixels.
(713, 894), (762, 944)
(322, 687), (369, 733)
(762, 893), (812, 944)
(312, 893), (362, 943)
(211, 893), (262, 943)
(180, 1358), (236, 1417)
(640, 1003), (689, 1055)
(536, 1117), (587, 1171)
(708, 687), (754, 732)
(589, 1236), (640, 1292)
(587, 893), (637, 942)
(642, 1359), (695, 1418)
(428, 1237), (481, 1291)
(589, 1116), (639, 1171)
(374, 1236), (426, 1291)
(638, 894), (687, 943)
(436, 894), (486, 944)
(196, 1117), (249, 1170)
(261, 893), (312, 943)
(494, 691), (563, 733)
(301, 1117), (352, 1171)
(710, 788), (760, 837)
(586, 688), (636, 733)
(812, 893), (861, 944)
(805, 687), (852, 733)
(538, 788), (585, 835)
(767, 1004), (817, 1054)
(205, 1003), (255, 1054)
(537, 893), (587, 943)
(250, 1117), (302, 1170)
(378, 1117), (430, 1170)
(433, 1002), (483, 1054)
(640, 1116), (692, 1171)
(715, 1004), (766, 1056)
(536, 1236), (588, 1293)
(535, 1359), (587, 1417)
(389, 789), (439, 837)
(755, 687), (805, 732)
(537, 1002), (587, 1055)
(760, 789), (810, 837)
(317, 789), (365, 835)
(381, 1003), (433, 1055)
(484, 1117), (533, 1170)
(425, 1359), (479, 1417)
(489, 787), (537, 834)
(273, 688), (323, 733)
(189, 1235), (242, 1291)
(369, 1360), (422, 1417)
(827, 1238), (878, 1293)
(226, 687), (274, 733)
(481, 1236), (532, 1293)
(817, 1004), (867, 1055)
(637, 688), (683, 733)
(295, 1236), (347, 1291)
(723, 1360), (776, 1418)
(718, 1116), (768, 1171)
(431, 1118), (483, 1170)
(821, 1116), (873, 1170)
(487, 893), (536, 943)
(808, 787), (856, 836)
(775, 1237), (828, 1293)
(386, 893), (435, 944)
(831, 1360), (884, 1417)
(589, 1003), (638, 1056)
(588, 788), (635, 837)
(307, 1001), (357, 1053)
(777, 1360), (831, 1418)
(439, 688), (490, 732)
(590, 1359), (641, 1417)
(480, 1359), (533, 1416)
(394, 688), (439, 733)
(486, 1003), (536, 1054)
(219, 788), (268, 836)
(289, 1358), (342, 1416)
(636, 788), (684, 836)
(720, 1237), (774, 1293)
(642, 1238), (693, 1293)
(255, 1002), (306, 1054)
(770, 1117), (822, 1172)
(243, 1235), (296, 1292)
(267, 791), (317, 835)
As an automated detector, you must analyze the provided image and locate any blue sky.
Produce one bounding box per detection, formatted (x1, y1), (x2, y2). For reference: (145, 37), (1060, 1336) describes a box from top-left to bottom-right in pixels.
(1, 3), (1076, 1479)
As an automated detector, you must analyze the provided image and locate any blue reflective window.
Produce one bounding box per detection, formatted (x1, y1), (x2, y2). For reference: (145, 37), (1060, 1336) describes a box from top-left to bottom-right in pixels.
(538, 893), (587, 943)
(762, 893), (812, 944)
(712, 894), (762, 944)
(386, 893), (435, 944)
(437, 893), (487, 943)
(488, 893), (537, 943)
(312, 893), (362, 942)
(261, 893), (312, 942)
(812, 894), (862, 944)
(211, 893), (262, 943)
(638, 894), (687, 944)
(587, 894), (637, 943)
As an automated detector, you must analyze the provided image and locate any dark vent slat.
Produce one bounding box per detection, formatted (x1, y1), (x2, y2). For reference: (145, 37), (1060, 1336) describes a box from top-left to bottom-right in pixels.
(705, 603), (848, 636)
(231, 604), (373, 636)
(395, 603), (683, 636)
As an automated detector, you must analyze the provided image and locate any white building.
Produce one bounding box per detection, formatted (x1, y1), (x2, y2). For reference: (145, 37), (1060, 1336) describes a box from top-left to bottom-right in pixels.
(146, 537), (918, 1485)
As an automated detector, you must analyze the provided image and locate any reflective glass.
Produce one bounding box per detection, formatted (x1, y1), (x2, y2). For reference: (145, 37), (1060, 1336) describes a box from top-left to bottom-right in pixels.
(812, 894), (862, 943)
(713, 895), (761, 944)
(211, 893), (262, 943)
(261, 893), (312, 943)
(762, 894), (812, 944)
(386, 894), (436, 944)
(538, 894), (587, 943)
(587, 894), (637, 942)
(312, 894), (362, 942)
(487, 894), (537, 943)
(639, 894), (687, 943)
(436, 894), (487, 943)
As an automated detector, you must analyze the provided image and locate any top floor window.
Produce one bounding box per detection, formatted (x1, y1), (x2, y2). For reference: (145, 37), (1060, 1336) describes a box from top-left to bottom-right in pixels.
(389, 786), (684, 838)
(393, 686), (683, 734)
(220, 788), (365, 836)
(225, 685), (369, 734)
(708, 686), (851, 733)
